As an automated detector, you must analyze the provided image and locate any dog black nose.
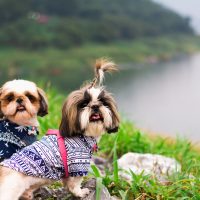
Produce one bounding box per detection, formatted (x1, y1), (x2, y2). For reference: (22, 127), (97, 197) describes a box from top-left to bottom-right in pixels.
(16, 98), (23, 104)
(92, 105), (99, 112)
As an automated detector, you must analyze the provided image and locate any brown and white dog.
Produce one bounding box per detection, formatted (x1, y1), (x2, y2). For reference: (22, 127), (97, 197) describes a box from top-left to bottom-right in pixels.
(0, 80), (48, 161)
(0, 79), (48, 126)
(0, 59), (120, 200)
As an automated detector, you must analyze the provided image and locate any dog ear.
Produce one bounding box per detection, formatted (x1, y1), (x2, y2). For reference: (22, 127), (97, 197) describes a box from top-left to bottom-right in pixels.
(0, 87), (3, 119)
(59, 98), (83, 137)
(107, 126), (119, 134)
(109, 108), (120, 133)
(59, 101), (71, 137)
(37, 88), (48, 117)
(106, 95), (120, 134)
(107, 113), (120, 134)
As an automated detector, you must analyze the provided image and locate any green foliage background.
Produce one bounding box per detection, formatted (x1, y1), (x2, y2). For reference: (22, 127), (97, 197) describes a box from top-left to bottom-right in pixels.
(0, 0), (193, 49)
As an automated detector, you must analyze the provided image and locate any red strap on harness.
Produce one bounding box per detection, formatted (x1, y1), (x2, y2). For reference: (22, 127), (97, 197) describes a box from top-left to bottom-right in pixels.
(46, 129), (69, 177)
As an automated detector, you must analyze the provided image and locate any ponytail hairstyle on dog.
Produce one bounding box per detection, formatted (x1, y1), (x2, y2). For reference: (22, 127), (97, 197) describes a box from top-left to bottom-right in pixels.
(89, 58), (118, 88)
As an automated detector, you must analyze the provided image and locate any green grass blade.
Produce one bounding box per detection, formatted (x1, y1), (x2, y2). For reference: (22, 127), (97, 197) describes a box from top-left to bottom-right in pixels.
(113, 135), (119, 183)
(96, 177), (103, 200)
(119, 190), (128, 200)
(91, 164), (101, 178)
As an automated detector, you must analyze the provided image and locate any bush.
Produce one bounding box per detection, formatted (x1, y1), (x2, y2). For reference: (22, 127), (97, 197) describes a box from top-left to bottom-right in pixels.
(0, 0), (194, 49)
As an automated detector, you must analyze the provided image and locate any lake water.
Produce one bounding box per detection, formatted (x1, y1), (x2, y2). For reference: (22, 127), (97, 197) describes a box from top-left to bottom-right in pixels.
(107, 53), (200, 142)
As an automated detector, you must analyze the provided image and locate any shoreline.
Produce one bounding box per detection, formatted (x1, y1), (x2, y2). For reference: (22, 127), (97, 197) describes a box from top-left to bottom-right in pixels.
(0, 35), (200, 92)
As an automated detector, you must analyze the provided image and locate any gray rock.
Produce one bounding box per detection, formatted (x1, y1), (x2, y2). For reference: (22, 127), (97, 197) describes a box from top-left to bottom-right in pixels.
(34, 186), (72, 200)
(92, 156), (108, 165)
(118, 152), (181, 183)
(91, 156), (110, 175)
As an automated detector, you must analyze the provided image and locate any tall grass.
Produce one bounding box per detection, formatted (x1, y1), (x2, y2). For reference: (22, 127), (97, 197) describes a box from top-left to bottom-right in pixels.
(38, 87), (64, 137)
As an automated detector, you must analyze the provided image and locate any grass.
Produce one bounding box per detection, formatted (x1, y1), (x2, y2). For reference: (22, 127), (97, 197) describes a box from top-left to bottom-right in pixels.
(38, 88), (64, 137)
(98, 122), (200, 199)
(39, 89), (200, 199)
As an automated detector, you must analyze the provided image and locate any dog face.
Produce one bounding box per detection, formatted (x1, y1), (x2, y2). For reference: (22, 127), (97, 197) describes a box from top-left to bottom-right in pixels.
(0, 80), (48, 125)
(59, 86), (120, 138)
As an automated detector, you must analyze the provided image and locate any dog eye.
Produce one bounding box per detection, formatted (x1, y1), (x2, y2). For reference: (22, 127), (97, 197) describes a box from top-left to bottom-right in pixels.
(6, 95), (14, 102)
(26, 94), (35, 102)
(100, 99), (109, 107)
(79, 101), (89, 108)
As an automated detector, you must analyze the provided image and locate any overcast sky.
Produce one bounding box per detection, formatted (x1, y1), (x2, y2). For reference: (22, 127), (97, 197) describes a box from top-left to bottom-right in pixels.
(153, 0), (200, 34)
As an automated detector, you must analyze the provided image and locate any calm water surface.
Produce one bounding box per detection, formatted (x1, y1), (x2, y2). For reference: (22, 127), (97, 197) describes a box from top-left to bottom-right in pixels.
(108, 53), (200, 141)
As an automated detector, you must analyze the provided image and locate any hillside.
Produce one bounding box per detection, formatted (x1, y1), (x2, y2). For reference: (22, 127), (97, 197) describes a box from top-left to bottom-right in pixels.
(0, 0), (193, 49)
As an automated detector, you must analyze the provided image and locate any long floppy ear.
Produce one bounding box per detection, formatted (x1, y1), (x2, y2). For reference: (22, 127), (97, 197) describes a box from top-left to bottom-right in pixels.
(106, 95), (120, 134)
(0, 87), (3, 119)
(59, 92), (83, 137)
(59, 101), (71, 137)
(37, 88), (48, 117)
(107, 126), (119, 133)
(59, 102), (82, 137)
(107, 111), (120, 134)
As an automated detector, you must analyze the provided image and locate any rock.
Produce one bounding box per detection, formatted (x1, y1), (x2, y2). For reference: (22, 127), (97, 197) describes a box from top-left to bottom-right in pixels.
(118, 152), (181, 182)
(92, 156), (108, 165)
(91, 156), (110, 175)
(34, 186), (72, 200)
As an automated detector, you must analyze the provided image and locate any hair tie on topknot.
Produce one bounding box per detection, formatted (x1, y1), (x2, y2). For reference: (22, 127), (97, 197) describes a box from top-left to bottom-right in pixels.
(89, 58), (118, 88)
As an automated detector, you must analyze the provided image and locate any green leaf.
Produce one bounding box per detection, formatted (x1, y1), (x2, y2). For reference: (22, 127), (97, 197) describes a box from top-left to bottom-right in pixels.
(119, 190), (128, 200)
(96, 177), (103, 200)
(91, 164), (101, 178)
(113, 135), (119, 183)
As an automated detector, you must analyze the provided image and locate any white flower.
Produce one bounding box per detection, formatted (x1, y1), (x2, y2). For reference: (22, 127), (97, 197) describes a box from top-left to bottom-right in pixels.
(15, 126), (27, 132)
(0, 150), (4, 156)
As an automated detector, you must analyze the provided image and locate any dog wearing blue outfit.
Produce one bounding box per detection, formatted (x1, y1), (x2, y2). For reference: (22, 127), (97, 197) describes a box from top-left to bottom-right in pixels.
(0, 80), (48, 162)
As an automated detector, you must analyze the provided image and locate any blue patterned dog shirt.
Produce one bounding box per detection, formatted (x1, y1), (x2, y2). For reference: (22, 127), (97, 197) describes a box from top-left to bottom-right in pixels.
(1, 134), (97, 180)
(0, 119), (38, 162)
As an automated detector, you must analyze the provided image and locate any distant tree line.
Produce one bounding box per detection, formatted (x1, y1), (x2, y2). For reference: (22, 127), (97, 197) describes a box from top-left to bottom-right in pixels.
(0, 0), (193, 49)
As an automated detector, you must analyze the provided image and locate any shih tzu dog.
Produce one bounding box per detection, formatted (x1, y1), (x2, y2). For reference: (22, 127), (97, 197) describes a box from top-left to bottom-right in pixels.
(0, 80), (48, 161)
(0, 58), (120, 200)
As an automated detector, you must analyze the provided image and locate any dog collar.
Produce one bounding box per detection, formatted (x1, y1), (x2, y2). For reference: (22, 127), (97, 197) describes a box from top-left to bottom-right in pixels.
(27, 126), (39, 135)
